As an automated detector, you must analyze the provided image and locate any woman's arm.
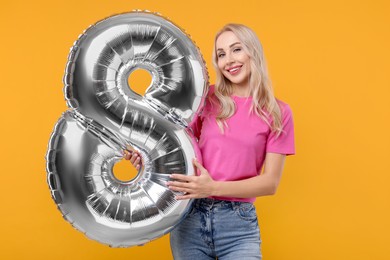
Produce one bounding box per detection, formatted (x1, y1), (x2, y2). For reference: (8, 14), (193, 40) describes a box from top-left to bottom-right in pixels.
(168, 152), (286, 200)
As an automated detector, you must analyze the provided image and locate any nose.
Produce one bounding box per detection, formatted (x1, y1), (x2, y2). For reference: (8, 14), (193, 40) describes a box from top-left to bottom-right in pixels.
(225, 52), (234, 65)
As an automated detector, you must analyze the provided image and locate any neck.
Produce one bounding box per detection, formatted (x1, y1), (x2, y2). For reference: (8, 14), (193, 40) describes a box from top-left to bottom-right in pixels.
(232, 83), (250, 97)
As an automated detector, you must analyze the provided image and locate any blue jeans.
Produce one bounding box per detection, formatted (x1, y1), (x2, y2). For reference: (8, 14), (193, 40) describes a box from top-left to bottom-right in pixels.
(170, 198), (262, 260)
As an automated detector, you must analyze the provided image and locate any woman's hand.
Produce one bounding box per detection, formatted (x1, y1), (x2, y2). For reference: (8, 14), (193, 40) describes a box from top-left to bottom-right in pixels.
(123, 149), (142, 170)
(168, 158), (216, 200)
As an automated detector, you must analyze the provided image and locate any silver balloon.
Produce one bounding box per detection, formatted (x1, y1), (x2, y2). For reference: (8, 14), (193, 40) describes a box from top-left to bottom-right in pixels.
(46, 11), (208, 247)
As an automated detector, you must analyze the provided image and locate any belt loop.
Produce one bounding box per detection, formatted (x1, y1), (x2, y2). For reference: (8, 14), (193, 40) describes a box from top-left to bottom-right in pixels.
(210, 198), (214, 208)
(194, 198), (201, 209)
(231, 201), (238, 211)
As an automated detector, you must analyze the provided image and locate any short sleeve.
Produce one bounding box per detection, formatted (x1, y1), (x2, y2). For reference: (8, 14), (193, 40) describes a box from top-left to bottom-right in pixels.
(266, 103), (295, 155)
(189, 85), (215, 140)
(188, 111), (203, 140)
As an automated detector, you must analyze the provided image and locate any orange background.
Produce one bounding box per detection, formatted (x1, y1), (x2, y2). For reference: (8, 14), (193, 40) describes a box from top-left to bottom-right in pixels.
(1, 0), (389, 259)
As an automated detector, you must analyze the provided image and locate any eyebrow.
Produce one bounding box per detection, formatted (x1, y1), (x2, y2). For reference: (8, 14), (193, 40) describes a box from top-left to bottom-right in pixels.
(216, 42), (241, 51)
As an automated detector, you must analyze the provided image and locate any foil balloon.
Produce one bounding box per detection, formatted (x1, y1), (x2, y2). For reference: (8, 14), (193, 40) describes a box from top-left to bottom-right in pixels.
(46, 11), (208, 247)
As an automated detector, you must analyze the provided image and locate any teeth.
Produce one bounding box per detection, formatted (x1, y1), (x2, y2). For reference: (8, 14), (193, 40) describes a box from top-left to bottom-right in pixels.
(229, 67), (240, 72)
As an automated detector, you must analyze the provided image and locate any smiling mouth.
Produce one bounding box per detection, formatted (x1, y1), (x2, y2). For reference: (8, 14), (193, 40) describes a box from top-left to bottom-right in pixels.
(227, 65), (242, 75)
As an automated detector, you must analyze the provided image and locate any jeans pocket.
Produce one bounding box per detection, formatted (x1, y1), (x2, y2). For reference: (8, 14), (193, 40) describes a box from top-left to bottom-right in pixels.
(185, 203), (197, 217)
(235, 203), (257, 221)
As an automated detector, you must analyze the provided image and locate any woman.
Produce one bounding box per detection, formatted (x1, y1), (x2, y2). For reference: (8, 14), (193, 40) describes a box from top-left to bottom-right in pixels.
(125, 23), (295, 260)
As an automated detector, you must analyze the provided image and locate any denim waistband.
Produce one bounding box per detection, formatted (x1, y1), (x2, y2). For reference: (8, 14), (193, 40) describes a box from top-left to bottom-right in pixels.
(193, 198), (253, 210)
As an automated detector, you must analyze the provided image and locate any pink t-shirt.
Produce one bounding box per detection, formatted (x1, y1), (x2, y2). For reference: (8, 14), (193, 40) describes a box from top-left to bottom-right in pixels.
(190, 86), (295, 203)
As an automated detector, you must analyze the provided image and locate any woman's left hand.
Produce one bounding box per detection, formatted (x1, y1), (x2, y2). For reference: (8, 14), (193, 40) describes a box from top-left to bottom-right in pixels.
(167, 158), (216, 200)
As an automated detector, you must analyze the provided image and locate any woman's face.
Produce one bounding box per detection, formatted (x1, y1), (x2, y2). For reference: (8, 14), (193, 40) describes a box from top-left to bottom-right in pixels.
(216, 31), (251, 89)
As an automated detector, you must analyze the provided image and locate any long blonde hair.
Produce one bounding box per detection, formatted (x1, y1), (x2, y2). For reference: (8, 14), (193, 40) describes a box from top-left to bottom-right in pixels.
(211, 24), (283, 135)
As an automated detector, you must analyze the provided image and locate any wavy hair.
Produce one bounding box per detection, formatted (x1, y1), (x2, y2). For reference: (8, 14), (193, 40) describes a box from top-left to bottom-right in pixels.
(211, 23), (283, 136)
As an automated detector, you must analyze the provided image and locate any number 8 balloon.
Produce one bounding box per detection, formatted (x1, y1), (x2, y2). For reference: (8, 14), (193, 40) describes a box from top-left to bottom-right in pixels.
(46, 11), (208, 247)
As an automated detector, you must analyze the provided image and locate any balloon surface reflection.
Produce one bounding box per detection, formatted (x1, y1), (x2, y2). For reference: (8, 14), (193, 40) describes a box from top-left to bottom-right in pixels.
(46, 11), (208, 247)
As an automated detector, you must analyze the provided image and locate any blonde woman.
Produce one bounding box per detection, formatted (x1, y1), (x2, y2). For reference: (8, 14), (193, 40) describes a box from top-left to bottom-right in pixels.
(126, 23), (295, 259)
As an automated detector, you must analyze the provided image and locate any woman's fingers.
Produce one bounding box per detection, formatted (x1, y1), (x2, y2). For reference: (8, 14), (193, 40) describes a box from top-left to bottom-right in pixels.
(167, 180), (192, 188)
(123, 150), (131, 160)
(132, 156), (141, 169)
(192, 158), (207, 175)
(170, 173), (193, 182)
(192, 158), (203, 168)
(167, 159), (214, 200)
(175, 194), (194, 200)
(130, 153), (138, 163)
(168, 184), (190, 192)
(123, 150), (142, 168)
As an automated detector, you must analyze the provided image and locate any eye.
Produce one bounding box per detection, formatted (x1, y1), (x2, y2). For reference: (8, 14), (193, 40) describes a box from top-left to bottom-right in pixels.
(217, 53), (225, 58)
(233, 48), (241, 52)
